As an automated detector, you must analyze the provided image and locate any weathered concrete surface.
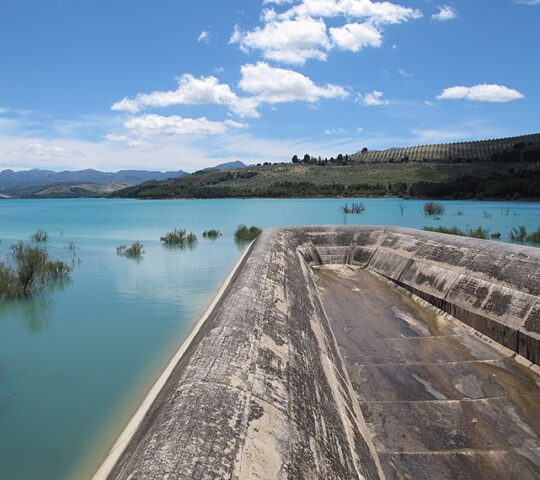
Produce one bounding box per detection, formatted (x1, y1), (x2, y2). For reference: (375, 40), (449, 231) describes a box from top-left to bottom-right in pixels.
(301, 226), (540, 365)
(314, 265), (540, 479)
(95, 226), (540, 480)
(101, 228), (384, 480)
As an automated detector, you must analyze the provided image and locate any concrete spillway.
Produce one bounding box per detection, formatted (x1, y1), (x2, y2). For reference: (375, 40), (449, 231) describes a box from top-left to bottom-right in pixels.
(93, 226), (540, 480)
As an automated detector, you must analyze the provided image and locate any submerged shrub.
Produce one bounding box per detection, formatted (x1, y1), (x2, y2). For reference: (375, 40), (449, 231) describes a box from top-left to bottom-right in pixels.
(525, 228), (540, 244)
(467, 226), (489, 240)
(490, 232), (501, 240)
(509, 226), (527, 242)
(423, 201), (445, 216)
(30, 229), (48, 242)
(235, 225), (262, 242)
(0, 242), (72, 299)
(117, 241), (144, 258)
(202, 229), (221, 239)
(160, 229), (198, 246)
(340, 202), (366, 215)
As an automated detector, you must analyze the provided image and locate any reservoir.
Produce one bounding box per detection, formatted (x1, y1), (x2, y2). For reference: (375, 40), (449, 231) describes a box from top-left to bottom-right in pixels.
(1, 198), (539, 479)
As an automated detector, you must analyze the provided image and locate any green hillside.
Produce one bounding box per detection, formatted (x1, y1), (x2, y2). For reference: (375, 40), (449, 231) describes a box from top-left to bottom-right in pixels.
(113, 134), (540, 200)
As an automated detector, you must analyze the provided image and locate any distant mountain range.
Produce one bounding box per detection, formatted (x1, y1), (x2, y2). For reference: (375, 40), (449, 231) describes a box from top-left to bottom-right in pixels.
(0, 161), (249, 198)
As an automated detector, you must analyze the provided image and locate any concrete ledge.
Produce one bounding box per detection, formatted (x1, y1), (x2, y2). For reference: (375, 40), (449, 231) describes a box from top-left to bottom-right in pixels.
(94, 226), (540, 479)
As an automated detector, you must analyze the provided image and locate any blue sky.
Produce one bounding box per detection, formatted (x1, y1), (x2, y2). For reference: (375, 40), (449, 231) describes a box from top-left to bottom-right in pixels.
(0, 0), (538, 172)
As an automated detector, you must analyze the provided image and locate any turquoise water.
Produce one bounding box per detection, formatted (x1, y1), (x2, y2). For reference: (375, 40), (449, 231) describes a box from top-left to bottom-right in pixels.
(0, 198), (539, 480)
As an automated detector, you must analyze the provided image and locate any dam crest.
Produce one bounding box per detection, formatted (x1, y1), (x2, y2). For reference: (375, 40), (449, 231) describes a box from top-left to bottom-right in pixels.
(94, 226), (540, 480)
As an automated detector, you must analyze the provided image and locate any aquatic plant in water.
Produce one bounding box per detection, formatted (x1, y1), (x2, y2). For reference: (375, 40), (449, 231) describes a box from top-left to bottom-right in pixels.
(30, 228), (48, 242)
(340, 202), (366, 215)
(0, 242), (72, 299)
(117, 242), (144, 258)
(423, 201), (445, 216)
(160, 229), (198, 246)
(235, 225), (262, 242)
(509, 226), (527, 242)
(202, 229), (221, 239)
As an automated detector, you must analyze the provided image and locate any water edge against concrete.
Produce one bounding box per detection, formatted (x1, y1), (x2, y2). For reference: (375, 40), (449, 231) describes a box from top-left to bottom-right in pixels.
(93, 226), (540, 479)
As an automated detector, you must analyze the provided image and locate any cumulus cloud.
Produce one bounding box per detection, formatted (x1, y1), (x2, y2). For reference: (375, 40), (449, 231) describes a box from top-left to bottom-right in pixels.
(432, 6), (457, 21)
(329, 23), (382, 52)
(437, 84), (524, 102)
(124, 114), (246, 137)
(231, 0), (421, 64)
(239, 62), (348, 104)
(111, 74), (260, 118)
(357, 90), (388, 106)
(230, 17), (331, 65)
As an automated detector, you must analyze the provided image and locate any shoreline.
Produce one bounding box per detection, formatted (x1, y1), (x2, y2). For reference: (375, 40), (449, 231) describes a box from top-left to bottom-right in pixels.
(90, 241), (255, 480)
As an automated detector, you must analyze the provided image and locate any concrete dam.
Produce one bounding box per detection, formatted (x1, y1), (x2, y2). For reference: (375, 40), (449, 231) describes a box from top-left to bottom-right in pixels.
(94, 226), (540, 480)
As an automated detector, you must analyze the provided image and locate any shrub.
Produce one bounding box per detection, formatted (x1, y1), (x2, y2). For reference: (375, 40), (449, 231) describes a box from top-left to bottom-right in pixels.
(526, 228), (540, 244)
(0, 242), (72, 299)
(423, 201), (445, 216)
(467, 227), (489, 240)
(490, 232), (501, 240)
(235, 225), (262, 242)
(30, 229), (48, 242)
(509, 226), (527, 242)
(202, 229), (221, 239)
(340, 202), (366, 215)
(117, 241), (144, 258)
(160, 229), (198, 246)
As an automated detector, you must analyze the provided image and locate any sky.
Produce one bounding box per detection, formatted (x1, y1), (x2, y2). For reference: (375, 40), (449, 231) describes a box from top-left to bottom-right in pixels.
(0, 0), (538, 172)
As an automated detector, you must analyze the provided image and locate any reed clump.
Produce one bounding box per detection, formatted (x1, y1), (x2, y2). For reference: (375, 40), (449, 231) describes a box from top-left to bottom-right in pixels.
(0, 242), (72, 299)
(160, 229), (198, 246)
(235, 225), (262, 242)
(117, 241), (144, 258)
(30, 228), (48, 242)
(202, 229), (221, 239)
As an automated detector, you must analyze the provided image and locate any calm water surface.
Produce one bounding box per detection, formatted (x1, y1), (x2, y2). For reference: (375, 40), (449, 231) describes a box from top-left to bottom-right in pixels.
(0, 198), (539, 479)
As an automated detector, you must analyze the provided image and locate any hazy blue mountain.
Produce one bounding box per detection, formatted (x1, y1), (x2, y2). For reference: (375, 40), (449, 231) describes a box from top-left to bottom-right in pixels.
(208, 161), (248, 170)
(0, 168), (188, 189)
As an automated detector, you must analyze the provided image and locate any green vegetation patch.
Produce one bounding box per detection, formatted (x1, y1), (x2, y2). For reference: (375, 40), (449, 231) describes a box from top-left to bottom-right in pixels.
(0, 242), (72, 299)
(235, 225), (262, 242)
(117, 241), (144, 258)
(202, 229), (221, 239)
(30, 228), (48, 242)
(160, 229), (198, 246)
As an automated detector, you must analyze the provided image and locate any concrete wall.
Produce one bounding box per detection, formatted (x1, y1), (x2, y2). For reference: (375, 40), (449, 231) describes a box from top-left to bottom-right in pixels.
(301, 226), (540, 365)
(97, 226), (539, 480)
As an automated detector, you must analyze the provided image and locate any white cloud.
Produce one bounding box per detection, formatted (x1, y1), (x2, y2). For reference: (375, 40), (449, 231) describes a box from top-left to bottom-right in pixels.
(437, 84), (524, 102)
(514, 0), (540, 5)
(329, 23), (382, 52)
(8, 142), (83, 158)
(231, 0), (421, 64)
(239, 62), (348, 104)
(230, 17), (331, 65)
(111, 74), (260, 118)
(197, 31), (210, 43)
(432, 6), (457, 21)
(278, 0), (422, 24)
(398, 68), (413, 78)
(324, 128), (347, 135)
(357, 90), (388, 106)
(111, 97), (140, 114)
(124, 114), (246, 137)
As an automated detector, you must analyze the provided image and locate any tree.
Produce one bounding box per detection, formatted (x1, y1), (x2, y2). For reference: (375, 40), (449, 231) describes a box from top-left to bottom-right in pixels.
(291, 154), (299, 164)
(303, 154), (311, 163)
(362, 147), (368, 154)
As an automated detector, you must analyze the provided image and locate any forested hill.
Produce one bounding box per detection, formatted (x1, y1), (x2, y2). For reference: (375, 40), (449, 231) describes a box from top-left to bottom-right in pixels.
(112, 132), (540, 201)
